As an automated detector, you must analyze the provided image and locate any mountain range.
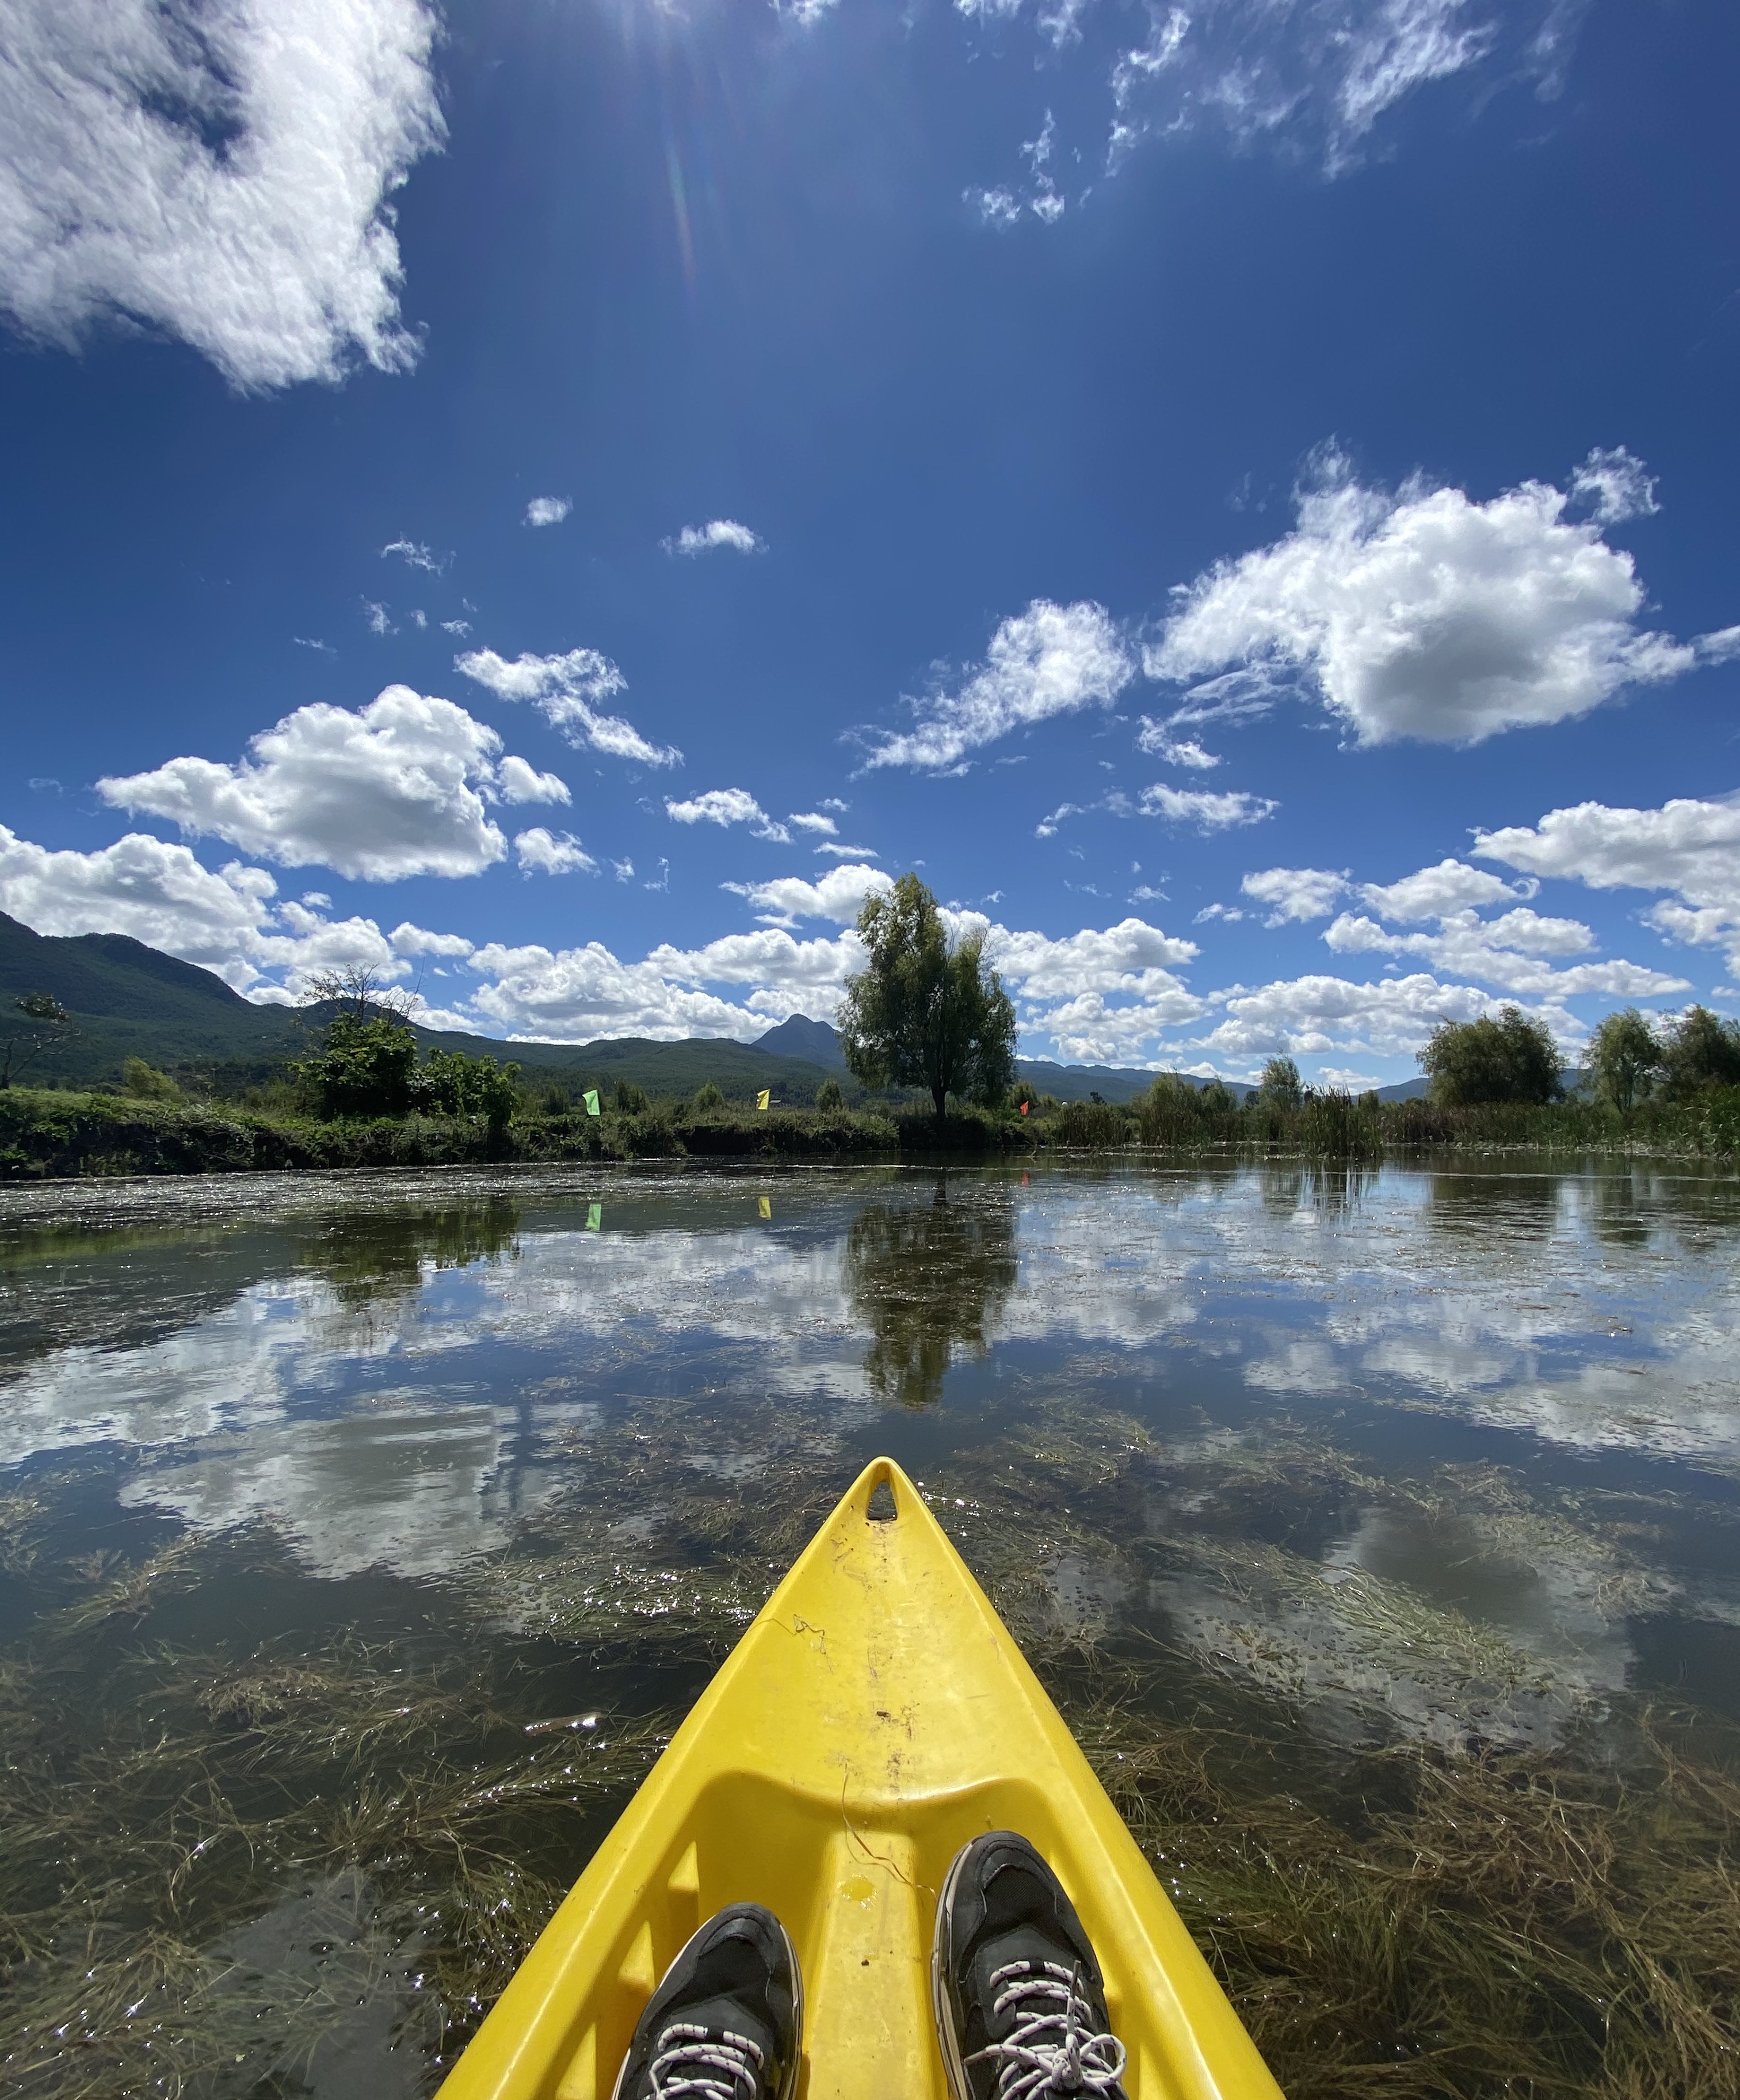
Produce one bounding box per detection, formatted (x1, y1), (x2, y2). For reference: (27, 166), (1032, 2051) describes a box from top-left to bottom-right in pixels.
(0, 912), (1429, 1102)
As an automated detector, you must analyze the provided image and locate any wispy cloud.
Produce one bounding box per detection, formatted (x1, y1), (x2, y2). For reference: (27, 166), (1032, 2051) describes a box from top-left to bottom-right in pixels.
(1140, 784), (1277, 831)
(381, 538), (445, 573)
(865, 600), (1132, 772)
(456, 647), (682, 768)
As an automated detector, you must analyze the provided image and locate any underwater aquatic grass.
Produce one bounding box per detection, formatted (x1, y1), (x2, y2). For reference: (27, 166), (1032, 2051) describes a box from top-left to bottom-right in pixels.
(4, 1393), (1739, 2098)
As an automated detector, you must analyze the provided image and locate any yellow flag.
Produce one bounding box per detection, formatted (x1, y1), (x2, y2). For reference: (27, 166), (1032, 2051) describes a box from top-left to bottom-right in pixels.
(756, 1089), (770, 1111)
(758, 1196), (772, 1221)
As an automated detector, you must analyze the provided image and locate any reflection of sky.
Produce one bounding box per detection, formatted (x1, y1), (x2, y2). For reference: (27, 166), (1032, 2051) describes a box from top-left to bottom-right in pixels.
(3, 1163), (1739, 1585)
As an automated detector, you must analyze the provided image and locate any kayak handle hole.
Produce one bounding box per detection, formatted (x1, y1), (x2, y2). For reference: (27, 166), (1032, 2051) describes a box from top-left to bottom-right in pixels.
(866, 1478), (898, 1524)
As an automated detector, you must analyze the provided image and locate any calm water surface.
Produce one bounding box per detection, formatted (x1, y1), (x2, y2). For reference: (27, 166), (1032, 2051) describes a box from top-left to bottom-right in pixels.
(4, 1157), (1739, 2094)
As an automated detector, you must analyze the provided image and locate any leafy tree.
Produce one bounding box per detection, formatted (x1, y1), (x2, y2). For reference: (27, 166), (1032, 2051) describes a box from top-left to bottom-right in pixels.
(1658, 1005), (1740, 1097)
(123, 1057), (179, 1100)
(413, 1047), (520, 1129)
(1012, 1079), (1040, 1111)
(694, 1080), (726, 1111)
(613, 1079), (650, 1114)
(0, 993), (73, 1089)
(1587, 1008), (1662, 1112)
(297, 1012), (418, 1119)
(1420, 1007), (1563, 1105)
(838, 873), (1017, 1122)
(814, 1077), (844, 1111)
(1258, 1055), (1304, 1111)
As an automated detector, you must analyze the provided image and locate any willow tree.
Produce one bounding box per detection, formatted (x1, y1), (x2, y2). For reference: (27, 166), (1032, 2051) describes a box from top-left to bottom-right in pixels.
(839, 874), (1017, 1123)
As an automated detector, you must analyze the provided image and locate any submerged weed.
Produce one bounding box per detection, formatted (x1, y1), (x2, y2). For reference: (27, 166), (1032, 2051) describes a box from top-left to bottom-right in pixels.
(2, 1397), (1738, 2098)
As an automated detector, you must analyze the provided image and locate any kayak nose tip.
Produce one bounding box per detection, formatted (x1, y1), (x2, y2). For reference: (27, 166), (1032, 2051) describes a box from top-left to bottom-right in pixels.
(863, 1457), (901, 1523)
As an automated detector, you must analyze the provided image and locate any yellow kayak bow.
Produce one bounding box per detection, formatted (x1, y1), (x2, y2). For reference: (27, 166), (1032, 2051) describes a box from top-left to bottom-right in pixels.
(437, 1457), (1283, 2100)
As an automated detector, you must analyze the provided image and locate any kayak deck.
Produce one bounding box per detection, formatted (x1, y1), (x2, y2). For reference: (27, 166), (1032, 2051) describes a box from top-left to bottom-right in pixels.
(437, 1457), (1283, 2100)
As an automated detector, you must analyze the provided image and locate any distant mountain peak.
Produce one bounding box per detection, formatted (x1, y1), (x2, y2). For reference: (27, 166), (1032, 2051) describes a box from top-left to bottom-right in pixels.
(753, 1015), (846, 1068)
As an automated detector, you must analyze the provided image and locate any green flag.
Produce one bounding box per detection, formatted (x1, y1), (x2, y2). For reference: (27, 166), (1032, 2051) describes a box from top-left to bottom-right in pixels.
(586, 1203), (602, 1232)
(583, 1088), (600, 1116)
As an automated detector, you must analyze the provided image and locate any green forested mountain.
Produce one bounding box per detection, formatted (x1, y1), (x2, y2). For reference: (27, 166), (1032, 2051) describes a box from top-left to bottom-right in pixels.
(0, 914), (840, 1100)
(2, 913), (1324, 1104)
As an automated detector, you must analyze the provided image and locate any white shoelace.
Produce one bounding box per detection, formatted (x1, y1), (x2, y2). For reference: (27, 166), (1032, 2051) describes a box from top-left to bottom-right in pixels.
(647, 2019), (766, 2100)
(968, 1959), (1129, 2100)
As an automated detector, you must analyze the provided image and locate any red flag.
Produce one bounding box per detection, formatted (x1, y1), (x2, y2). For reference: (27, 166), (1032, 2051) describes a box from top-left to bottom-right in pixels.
(1019, 1101), (1029, 1116)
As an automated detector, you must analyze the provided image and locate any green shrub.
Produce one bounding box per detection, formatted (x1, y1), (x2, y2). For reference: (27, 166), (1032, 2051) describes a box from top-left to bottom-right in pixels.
(613, 1079), (650, 1114)
(412, 1047), (520, 1128)
(296, 1013), (418, 1119)
(694, 1080), (726, 1111)
(814, 1077), (844, 1111)
(121, 1058), (178, 1100)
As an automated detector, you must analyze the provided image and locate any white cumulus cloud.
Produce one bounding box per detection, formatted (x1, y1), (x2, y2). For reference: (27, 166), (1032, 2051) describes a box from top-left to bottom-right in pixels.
(1322, 909), (1687, 1000)
(788, 811), (838, 835)
(1475, 795), (1740, 973)
(723, 862), (892, 929)
(524, 496), (571, 527)
(513, 828), (597, 877)
(456, 647), (681, 768)
(1240, 867), (1349, 925)
(665, 789), (791, 843)
(0, 0), (443, 391)
(464, 942), (769, 1043)
(1147, 449), (1715, 746)
(1356, 856), (1532, 920)
(96, 687), (558, 881)
(866, 600), (1134, 771)
(649, 929), (863, 1020)
(1204, 972), (1516, 1061)
(494, 755), (568, 806)
(0, 824), (277, 988)
(665, 519), (765, 557)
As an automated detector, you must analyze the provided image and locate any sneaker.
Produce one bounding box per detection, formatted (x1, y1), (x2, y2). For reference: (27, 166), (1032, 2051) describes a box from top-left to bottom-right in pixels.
(932, 1832), (1128, 2100)
(610, 1903), (803, 2100)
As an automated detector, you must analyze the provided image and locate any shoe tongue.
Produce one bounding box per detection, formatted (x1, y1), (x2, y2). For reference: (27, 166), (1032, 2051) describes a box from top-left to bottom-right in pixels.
(662, 1994), (776, 2069)
(972, 1931), (1079, 2040)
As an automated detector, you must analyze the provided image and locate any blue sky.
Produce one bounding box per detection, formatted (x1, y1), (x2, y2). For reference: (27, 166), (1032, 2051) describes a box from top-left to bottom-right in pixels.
(2, 0), (1738, 1084)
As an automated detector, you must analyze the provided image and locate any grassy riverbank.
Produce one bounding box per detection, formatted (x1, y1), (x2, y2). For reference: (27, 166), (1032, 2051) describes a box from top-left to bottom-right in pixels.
(5, 1081), (1740, 1178)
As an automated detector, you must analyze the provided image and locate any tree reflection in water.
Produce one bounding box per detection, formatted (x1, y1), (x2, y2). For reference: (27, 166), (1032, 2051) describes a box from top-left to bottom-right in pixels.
(843, 1175), (1017, 1408)
(300, 1200), (522, 1308)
